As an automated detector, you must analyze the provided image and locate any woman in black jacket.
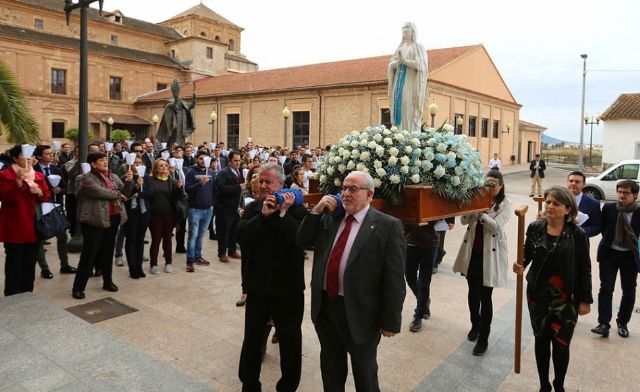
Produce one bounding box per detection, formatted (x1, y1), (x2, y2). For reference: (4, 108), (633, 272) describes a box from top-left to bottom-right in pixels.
(514, 186), (592, 392)
(121, 156), (150, 279)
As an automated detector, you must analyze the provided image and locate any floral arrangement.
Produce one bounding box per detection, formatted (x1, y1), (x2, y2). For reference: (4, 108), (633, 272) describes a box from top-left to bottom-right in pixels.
(316, 124), (486, 207)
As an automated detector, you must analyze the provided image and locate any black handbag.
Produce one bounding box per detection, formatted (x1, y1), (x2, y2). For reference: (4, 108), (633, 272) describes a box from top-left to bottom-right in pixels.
(36, 203), (70, 240)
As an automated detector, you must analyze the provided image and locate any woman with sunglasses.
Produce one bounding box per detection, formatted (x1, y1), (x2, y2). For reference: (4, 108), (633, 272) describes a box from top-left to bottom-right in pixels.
(453, 170), (512, 355)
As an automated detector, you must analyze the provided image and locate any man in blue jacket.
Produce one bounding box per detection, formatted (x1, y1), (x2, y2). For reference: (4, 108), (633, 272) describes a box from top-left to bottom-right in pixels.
(567, 171), (602, 238)
(184, 151), (216, 272)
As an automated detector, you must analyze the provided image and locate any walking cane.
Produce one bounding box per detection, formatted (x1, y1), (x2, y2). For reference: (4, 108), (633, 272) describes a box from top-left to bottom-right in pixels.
(533, 196), (545, 219)
(514, 204), (528, 374)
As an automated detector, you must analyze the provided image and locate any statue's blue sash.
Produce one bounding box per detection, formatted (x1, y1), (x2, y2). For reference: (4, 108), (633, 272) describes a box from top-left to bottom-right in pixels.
(392, 64), (407, 126)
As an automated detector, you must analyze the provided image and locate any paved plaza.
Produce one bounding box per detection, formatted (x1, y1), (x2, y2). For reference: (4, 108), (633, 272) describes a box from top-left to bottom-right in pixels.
(1, 167), (640, 391)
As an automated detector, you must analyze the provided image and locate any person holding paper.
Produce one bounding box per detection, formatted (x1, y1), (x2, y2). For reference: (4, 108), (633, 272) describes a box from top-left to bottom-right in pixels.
(33, 145), (76, 279)
(121, 156), (149, 279)
(566, 171), (602, 239)
(0, 145), (51, 296)
(215, 151), (244, 263)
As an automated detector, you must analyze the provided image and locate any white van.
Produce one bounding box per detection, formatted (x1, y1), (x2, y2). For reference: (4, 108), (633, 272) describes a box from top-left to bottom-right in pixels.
(584, 159), (640, 201)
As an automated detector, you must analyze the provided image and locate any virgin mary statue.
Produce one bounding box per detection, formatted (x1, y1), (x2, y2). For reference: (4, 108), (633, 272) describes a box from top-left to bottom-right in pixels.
(387, 22), (428, 132)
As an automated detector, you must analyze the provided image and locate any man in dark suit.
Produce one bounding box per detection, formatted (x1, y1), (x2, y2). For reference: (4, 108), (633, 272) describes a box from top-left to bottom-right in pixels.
(33, 145), (76, 279)
(215, 150), (244, 263)
(592, 180), (640, 338)
(529, 153), (546, 197)
(296, 171), (406, 391)
(567, 171), (602, 238)
(141, 141), (156, 174)
(237, 163), (307, 391)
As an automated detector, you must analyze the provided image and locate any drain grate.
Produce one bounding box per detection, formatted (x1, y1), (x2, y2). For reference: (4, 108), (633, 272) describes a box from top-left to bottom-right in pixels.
(65, 297), (138, 324)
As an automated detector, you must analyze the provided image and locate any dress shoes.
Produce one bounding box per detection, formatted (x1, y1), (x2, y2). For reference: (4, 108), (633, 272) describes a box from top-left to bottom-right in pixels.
(94, 269), (103, 277)
(41, 270), (54, 279)
(196, 257), (211, 266)
(186, 262), (195, 273)
(229, 251), (241, 259)
(175, 246), (187, 254)
(590, 323), (610, 337)
(409, 317), (422, 332)
(218, 255), (230, 263)
(472, 339), (488, 356)
(60, 266), (77, 274)
(72, 291), (85, 300)
(103, 282), (119, 292)
(617, 322), (629, 338)
(467, 325), (480, 341)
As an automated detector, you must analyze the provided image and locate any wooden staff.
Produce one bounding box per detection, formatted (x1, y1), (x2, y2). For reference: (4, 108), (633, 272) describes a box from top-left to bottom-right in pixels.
(533, 196), (545, 219)
(514, 204), (528, 374)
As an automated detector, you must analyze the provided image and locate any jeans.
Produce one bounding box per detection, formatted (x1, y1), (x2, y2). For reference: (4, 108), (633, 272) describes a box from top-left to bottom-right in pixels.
(187, 207), (213, 262)
(405, 246), (437, 319)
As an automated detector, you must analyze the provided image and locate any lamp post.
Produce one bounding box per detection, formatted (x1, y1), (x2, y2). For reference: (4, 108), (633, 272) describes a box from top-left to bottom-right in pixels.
(578, 53), (588, 171)
(503, 123), (511, 134)
(209, 110), (217, 144)
(428, 101), (438, 128)
(455, 115), (463, 134)
(584, 113), (601, 168)
(282, 105), (291, 147)
(107, 116), (114, 141)
(151, 114), (159, 140)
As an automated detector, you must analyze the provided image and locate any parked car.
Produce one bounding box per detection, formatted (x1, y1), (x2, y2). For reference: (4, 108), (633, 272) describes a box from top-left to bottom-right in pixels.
(584, 159), (640, 201)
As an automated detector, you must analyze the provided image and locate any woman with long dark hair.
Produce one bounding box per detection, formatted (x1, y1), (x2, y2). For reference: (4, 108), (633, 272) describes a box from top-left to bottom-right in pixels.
(0, 145), (51, 296)
(453, 170), (512, 355)
(514, 186), (592, 392)
(121, 155), (149, 279)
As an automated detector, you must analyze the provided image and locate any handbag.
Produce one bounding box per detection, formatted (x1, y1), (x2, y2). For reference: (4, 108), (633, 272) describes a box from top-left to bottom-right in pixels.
(35, 203), (70, 240)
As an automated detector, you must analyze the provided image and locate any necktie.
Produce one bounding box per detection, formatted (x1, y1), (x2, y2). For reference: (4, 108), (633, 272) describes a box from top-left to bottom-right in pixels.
(44, 166), (51, 177)
(326, 215), (356, 298)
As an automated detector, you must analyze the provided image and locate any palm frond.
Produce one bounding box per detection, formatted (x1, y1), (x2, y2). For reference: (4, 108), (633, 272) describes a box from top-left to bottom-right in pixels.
(0, 60), (40, 144)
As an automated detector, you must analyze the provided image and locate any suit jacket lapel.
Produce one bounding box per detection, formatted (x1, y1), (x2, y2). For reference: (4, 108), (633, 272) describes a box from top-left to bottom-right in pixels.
(345, 208), (379, 269)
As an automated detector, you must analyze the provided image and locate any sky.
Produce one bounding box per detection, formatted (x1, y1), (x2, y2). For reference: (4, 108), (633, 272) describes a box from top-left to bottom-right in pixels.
(93, 0), (640, 144)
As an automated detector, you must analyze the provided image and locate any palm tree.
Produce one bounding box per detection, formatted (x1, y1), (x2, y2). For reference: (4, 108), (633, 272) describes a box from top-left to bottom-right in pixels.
(0, 60), (39, 144)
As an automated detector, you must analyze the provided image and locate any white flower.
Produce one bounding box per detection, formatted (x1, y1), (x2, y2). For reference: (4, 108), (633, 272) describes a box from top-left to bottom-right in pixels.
(427, 138), (436, 145)
(320, 175), (327, 183)
(447, 151), (456, 160)
(338, 164), (346, 173)
(411, 138), (421, 147)
(351, 130), (360, 137)
(373, 178), (382, 188)
(361, 167), (370, 173)
(342, 139), (350, 147)
(350, 150), (360, 159)
(327, 166), (335, 175)
(405, 146), (413, 154)
(359, 139), (368, 147)
(350, 140), (359, 148)
(373, 134), (383, 142)
(368, 141), (378, 149)
(388, 156), (398, 165)
(436, 143), (448, 152)
(383, 137), (393, 145)
(433, 165), (446, 178)
(375, 167), (386, 177)
(422, 160), (433, 170)
(359, 132), (369, 140)
(443, 124), (454, 132)
(394, 133), (405, 143)
(334, 178), (342, 186)
(360, 151), (371, 161)
(389, 174), (401, 184)
(411, 174), (420, 183)
(389, 147), (399, 157)
(413, 159), (421, 166)
(356, 163), (366, 171)
(401, 165), (409, 174)
(375, 146), (385, 157)
(341, 149), (351, 158)
(450, 176), (461, 186)
(373, 160), (383, 169)
(346, 160), (356, 170)
(400, 156), (411, 165)
(384, 129), (393, 135)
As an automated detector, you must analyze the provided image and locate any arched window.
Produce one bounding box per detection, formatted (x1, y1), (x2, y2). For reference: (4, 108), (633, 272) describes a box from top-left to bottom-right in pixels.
(214, 35), (220, 41)
(200, 31), (206, 37)
(228, 39), (234, 51)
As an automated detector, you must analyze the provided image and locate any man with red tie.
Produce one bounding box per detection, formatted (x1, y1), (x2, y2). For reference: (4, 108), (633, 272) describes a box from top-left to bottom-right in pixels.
(215, 150), (244, 263)
(297, 171), (406, 391)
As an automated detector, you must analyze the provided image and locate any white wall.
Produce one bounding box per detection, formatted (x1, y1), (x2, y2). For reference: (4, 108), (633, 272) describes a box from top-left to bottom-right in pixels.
(603, 119), (640, 165)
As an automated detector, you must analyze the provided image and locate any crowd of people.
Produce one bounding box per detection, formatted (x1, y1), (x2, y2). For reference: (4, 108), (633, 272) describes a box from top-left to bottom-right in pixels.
(1, 136), (637, 391)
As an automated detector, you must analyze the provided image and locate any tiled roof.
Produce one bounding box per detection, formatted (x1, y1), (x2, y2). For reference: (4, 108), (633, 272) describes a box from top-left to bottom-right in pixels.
(519, 120), (546, 131)
(600, 93), (640, 121)
(14, 0), (182, 39)
(137, 45), (481, 102)
(0, 23), (185, 69)
(162, 3), (242, 30)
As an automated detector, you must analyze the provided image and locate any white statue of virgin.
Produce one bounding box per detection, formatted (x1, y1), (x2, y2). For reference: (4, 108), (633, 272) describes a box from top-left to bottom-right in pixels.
(387, 22), (428, 132)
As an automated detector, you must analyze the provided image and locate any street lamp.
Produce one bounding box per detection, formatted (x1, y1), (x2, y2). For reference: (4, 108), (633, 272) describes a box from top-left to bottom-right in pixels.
(428, 101), (438, 128)
(107, 116), (114, 141)
(584, 113), (601, 167)
(578, 53), (588, 171)
(455, 115), (463, 134)
(151, 113), (159, 140)
(209, 110), (217, 144)
(503, 122), (511, 134)
(282, 105), (291, 147)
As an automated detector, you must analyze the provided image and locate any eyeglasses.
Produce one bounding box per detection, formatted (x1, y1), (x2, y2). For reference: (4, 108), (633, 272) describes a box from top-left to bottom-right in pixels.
(341, 185), (368, 193)
(617, 190), (633, 196)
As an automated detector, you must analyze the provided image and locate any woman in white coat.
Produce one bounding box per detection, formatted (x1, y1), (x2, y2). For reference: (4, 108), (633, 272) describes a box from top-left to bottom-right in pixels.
(453, 170), (512, 356)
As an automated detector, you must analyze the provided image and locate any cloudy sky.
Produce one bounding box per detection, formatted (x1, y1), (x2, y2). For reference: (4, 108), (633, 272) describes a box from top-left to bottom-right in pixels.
(95, 0), (640, 144)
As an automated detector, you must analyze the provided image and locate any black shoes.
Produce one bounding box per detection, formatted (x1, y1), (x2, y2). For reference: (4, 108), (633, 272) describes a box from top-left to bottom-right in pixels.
(422, 307), (431, 320)
(409, 317), (422, 332)
(467, 326), (479, 341)
(60, 266), (77, 274)
(617, 322), (630, 338)
(41, 270), (54, 279)
(72, 291), (85, 300)
(591, 323), (610, 337)
(175, 246), (187, 254)
(103, 282), (119, 292)
(472, 339), (488, 356)
(94, 269), (103, 277)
